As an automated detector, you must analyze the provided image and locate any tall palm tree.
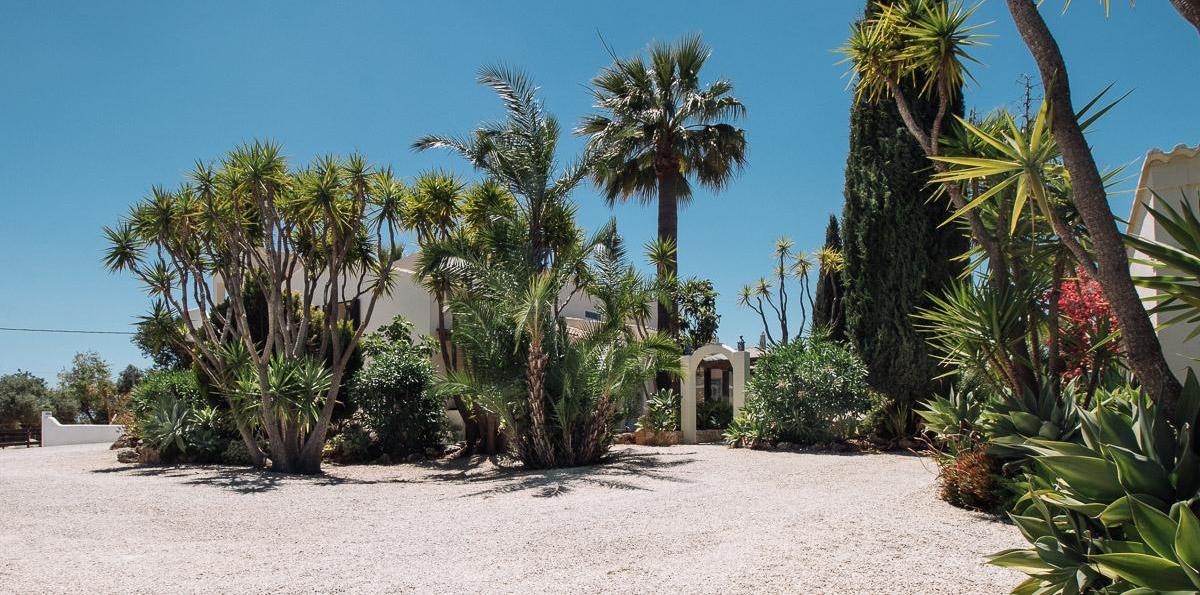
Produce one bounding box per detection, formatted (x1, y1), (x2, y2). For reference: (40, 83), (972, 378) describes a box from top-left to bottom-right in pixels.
(415, 65), (591, 273)
(578, 34), (747, 344)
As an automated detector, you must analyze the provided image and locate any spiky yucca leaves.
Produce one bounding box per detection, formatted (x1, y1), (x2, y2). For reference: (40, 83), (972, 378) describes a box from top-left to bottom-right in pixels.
(1126, 192), (1200, 340)
(103, 141), (402, 473)
(915, 279), (1043, 394)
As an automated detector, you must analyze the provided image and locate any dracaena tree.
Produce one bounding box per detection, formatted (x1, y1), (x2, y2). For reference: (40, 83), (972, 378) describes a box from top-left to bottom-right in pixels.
(578, 33), (747, 349)
(998, 0), (1186, 414)
(403, 170), (516, 455)
(737, 237), (824, 347)
(104, 141), (402, 474)
(840, 0), (1185, 415)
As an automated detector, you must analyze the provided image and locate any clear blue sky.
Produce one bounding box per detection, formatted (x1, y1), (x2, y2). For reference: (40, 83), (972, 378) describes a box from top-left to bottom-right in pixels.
(1, 1), (1196, 383)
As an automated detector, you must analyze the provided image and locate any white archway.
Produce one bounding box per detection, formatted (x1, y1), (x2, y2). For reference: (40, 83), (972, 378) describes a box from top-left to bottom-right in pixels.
(679, 343), (750, 444)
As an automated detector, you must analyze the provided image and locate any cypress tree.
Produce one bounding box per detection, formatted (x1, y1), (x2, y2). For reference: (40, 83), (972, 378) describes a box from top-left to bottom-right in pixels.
(840, 1), (968, 405)
(812, 215), (847, 342)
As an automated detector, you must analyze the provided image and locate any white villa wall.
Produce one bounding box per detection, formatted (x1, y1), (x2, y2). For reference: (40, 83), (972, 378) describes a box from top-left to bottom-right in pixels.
(1127, 144), (1200, 379)
(40, 412), (123, 447)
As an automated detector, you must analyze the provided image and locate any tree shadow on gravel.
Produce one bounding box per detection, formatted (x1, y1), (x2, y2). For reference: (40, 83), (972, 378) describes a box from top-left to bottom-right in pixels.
(90, 464), (417, 495)
(414, 449), (699, 499)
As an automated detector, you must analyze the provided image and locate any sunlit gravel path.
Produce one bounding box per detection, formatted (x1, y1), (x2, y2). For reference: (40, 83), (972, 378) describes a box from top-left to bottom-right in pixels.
(0, 443), (1023, 593)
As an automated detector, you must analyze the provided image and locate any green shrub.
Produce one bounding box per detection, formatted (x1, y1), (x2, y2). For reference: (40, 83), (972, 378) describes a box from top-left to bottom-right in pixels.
(723, 397), (771, 448)
(347, 317), (442, 457)
(980, 383), (1080, 459)
(637, 389), (679, 432)
(130, 370), (232, 463)
(0, 390), (42, 429)
(726, 339), (872, 446)
(0, 371), (70, 428)
(324, 424), (376, 463)
(697, 399), (733, 430)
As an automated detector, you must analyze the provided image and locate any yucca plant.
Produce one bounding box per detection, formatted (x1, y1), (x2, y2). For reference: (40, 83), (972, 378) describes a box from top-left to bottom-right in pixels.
(915, 279), (1042, 395)
(104, 143), (403, 473)
(1126, 192), (1200, 341)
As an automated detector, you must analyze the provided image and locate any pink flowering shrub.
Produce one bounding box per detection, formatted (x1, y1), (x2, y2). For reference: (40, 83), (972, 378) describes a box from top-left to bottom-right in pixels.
(1050, 268), (1120, 381)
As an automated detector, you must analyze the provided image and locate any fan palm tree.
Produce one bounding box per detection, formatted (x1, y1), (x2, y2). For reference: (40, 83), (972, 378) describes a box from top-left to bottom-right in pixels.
(578, 33), (747, 343)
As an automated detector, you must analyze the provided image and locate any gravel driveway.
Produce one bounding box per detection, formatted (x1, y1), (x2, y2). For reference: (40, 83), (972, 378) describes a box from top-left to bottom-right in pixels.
(0, 443), (1023, 593)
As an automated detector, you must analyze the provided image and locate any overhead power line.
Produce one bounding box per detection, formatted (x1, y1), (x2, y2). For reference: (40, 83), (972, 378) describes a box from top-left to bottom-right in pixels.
(0, 326), (133, 336)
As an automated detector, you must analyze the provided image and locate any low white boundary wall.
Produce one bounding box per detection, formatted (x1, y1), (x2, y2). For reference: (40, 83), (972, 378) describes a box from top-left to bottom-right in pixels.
(40, 411), (124, 447)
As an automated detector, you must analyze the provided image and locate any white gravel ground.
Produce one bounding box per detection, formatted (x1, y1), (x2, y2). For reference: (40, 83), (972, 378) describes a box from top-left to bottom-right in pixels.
(0, 443), (1024, 594)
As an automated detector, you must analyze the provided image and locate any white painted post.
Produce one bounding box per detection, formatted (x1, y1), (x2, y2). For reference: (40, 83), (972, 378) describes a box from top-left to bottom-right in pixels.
(680, 352), (697, 445)
(731, 350), (749, 414)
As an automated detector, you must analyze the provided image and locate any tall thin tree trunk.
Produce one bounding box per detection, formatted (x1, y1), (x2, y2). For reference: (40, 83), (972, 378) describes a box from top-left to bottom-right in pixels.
(1047, 256), (1065, 398)
(655, 163), (680, 392)
(1006, 0), (1182, 417)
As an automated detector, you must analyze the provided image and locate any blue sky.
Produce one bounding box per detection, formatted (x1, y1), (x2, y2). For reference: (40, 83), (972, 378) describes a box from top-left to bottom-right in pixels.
(0, 1), (1196, 383)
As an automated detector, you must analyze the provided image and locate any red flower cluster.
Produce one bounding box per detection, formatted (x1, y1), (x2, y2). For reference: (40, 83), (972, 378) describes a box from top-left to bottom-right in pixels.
(1050, 268), (1120, 381)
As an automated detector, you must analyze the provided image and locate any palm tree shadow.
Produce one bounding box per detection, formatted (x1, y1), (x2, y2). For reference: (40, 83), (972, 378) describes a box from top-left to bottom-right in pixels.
(91, 463), (416, 495)
(416, 448), (700, 498)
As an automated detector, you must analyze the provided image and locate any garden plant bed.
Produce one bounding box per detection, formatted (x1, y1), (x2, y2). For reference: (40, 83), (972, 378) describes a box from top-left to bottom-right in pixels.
(1, 443), (1022, 593)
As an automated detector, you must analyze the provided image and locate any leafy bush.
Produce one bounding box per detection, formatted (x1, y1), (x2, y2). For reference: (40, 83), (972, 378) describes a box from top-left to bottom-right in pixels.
(725, 339), (872, 446)
(637, 389), (679, 432)
(0, 371), (81, 427)
(697, 399), (733, 430)
(347, 317), (443, 457)
(324, 423), (376, 463)
(723, 397), (771, 448)
(990, 371), (1200, 593)
(130, 370), (232, 462)
(0, 371), (55, 428)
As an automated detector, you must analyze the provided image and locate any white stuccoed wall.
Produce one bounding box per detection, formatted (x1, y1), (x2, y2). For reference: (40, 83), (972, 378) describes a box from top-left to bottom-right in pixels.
(40, 411), (124, 447)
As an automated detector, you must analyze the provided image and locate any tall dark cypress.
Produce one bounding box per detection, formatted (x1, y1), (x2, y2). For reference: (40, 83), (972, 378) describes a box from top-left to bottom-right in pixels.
(840, 2), (968, 405)
(812, 215), (847, 342)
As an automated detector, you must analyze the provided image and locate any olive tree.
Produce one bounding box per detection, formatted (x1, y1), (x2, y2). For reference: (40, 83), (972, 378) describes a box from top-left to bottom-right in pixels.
(104, 141), (402, 474)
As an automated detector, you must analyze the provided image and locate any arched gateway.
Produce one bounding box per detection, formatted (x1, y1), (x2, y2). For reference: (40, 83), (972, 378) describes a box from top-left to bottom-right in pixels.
(678, 342), (750, 444)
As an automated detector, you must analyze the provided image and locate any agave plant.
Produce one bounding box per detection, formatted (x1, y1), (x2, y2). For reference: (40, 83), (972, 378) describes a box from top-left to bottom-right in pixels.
(981, 383), (1081, 460)
(917, 387), (984, 454)
(141, 394), (191, 454)
(637, 389), (680, 433)
(991, 371), (1200, 593)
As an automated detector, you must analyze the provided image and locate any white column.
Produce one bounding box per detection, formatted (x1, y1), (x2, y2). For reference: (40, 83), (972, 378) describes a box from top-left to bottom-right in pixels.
(731, 350), (749, 414)
(680, 354), (697, 445)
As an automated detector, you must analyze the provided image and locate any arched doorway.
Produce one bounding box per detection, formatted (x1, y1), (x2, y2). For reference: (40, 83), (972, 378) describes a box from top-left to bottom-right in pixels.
(679, 343), (750, 444)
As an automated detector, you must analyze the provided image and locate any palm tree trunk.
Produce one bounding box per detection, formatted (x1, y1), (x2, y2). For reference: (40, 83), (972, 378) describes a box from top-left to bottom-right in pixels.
(655, 163), (680, 392)
(526, 335), (555, 467)
(1006, 0), (1182, 417)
